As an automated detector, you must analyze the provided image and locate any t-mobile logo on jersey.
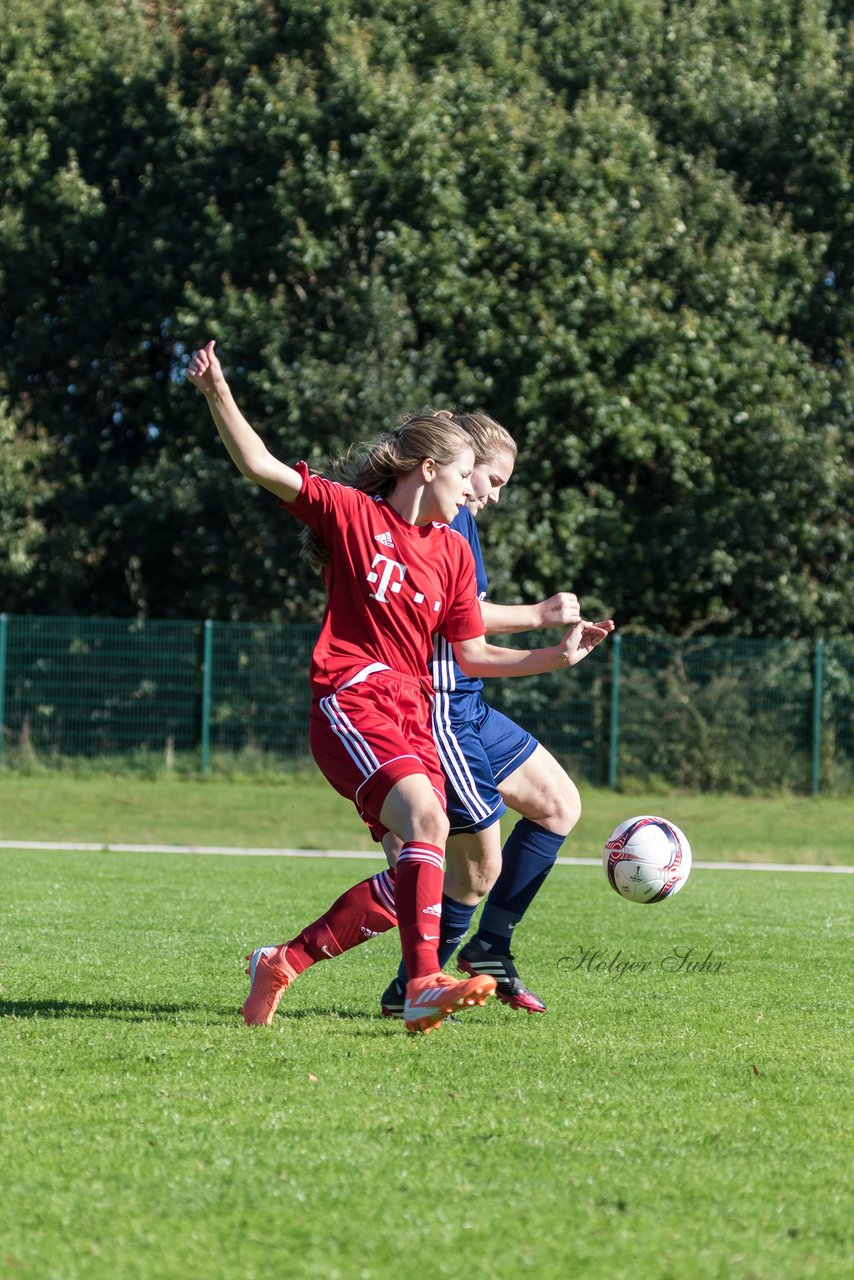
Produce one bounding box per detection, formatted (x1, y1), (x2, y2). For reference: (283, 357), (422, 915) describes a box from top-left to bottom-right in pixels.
(367, 552), (407, 603)
(366, 552), (442, 613)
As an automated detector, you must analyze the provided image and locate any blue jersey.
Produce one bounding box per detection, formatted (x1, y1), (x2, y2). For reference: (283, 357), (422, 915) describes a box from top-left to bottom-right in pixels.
(431, 507), (540, 825)
(431, 507), (486, 717)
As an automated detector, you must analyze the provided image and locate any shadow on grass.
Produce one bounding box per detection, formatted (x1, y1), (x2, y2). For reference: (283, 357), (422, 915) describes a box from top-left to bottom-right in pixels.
(0, 997), (382, 1025)
(274, 1004), (397, 1027)
(0, 997), (234, 1022)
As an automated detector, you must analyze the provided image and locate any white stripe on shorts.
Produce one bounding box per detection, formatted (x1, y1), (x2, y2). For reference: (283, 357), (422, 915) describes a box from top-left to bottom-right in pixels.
(353, 753), (425, 804)
(431, 688), (494, 824)
(319, 692), (381, 779)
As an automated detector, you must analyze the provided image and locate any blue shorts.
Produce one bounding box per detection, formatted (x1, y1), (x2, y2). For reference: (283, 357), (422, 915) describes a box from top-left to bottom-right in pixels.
(431, 695), (539, 835)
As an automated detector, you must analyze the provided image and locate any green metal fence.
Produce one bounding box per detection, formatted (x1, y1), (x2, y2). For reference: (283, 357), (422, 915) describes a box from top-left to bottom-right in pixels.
(0, 614), (851, 793)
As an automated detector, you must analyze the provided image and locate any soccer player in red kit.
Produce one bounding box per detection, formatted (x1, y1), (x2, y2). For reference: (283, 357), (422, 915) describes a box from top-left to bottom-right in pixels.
(188, 340), (613, 1033)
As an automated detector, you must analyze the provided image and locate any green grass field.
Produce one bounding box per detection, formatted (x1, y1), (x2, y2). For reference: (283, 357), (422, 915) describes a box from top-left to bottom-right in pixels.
(1, 772), (853, 864)
(1, 776), (852, 1279)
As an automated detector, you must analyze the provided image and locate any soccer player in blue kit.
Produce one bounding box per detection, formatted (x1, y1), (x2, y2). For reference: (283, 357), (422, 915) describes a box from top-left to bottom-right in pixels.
(378, 409), (587, 1017)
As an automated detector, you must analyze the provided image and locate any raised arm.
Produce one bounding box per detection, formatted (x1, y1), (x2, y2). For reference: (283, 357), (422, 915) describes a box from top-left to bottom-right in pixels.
(454, 618), (614, 678)
(480, 592), (581, 636)
(187, 341), (303, 503)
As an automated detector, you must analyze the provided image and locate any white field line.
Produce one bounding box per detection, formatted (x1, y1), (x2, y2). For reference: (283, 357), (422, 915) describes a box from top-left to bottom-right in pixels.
(0, 840), (852, 873)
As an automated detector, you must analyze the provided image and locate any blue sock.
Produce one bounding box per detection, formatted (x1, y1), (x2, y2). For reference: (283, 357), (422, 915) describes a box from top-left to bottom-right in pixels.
(476, 819), (563, 953)
(396, 894), (477, 986)
(436, 895), (478, 969)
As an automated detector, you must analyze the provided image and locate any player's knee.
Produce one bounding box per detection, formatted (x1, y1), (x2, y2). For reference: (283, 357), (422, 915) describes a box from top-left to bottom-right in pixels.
(382, 775), (450, 848)
(447, 854), (500, 901)
(539, 775), (581, 836)
(411, 801), (450, 850)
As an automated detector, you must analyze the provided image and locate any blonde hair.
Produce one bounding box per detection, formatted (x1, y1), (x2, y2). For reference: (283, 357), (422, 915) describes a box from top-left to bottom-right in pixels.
(301, 413), (476, 570)
(344, 415), (475, 497)
(433, 409), (517, 465)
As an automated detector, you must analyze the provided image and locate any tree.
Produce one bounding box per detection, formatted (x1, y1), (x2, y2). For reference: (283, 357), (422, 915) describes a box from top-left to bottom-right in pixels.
(0, 0), (850, 636)
(0, 396), (49, 592)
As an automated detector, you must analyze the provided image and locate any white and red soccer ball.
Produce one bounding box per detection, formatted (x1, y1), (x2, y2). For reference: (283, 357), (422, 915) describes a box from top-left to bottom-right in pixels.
(603, 815), (692, 903)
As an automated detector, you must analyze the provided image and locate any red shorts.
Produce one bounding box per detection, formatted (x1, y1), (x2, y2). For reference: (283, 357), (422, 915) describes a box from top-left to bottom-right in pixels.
(309, 667), (446, 842)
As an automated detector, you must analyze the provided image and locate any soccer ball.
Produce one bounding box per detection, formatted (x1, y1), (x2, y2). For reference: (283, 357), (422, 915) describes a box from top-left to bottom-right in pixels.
(603, 815), (692, 904)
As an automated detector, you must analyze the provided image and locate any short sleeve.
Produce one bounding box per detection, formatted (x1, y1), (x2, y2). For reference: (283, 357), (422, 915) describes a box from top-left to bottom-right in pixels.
(282, 461), (366, 540)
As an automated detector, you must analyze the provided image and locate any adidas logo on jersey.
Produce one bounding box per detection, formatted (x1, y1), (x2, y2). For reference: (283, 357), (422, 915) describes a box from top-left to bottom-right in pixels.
(374, 531), (395, 548)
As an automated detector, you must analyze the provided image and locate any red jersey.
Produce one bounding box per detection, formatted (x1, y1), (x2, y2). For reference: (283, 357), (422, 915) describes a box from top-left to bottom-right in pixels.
(286, 462), (484, 697)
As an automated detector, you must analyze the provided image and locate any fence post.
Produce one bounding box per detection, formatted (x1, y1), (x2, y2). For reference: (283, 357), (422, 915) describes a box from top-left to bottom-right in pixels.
(200, 619), (213, 776)
(0, 613), (7, 767)
(811, 638), (824, 797)
(608, 631), (621, 789)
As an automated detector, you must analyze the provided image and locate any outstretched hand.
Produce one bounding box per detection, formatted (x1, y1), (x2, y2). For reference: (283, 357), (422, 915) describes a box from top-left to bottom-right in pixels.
(187, 340), (225, 398)
(560, 619), (615, 667)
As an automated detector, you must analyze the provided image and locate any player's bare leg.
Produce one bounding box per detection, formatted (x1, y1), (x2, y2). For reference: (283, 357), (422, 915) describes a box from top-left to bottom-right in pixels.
(443, 827), (503, 905)
(498, 744), (581, 836)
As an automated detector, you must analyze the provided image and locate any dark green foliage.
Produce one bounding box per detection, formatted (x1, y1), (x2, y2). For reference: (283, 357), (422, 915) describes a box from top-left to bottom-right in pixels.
(1, 0), (851, 635)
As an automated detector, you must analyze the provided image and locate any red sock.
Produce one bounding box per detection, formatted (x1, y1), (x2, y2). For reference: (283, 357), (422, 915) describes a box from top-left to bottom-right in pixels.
(394, 842), (445, 980)
(285, 868), (397, 974)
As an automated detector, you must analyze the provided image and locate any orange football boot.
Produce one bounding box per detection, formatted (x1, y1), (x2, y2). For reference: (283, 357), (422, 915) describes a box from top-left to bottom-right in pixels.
(403, 972), (496, 1035)
(241, 946), (297, 1026)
